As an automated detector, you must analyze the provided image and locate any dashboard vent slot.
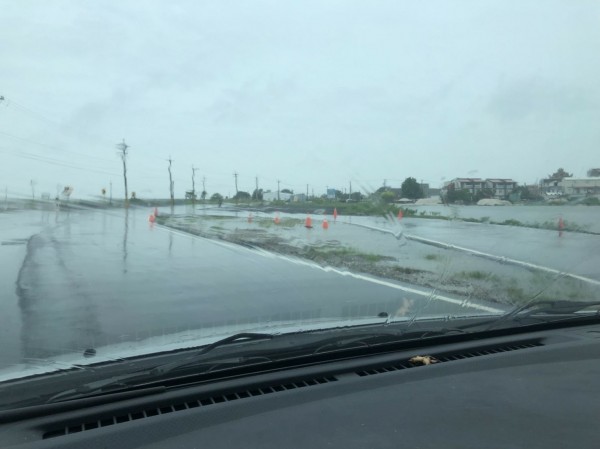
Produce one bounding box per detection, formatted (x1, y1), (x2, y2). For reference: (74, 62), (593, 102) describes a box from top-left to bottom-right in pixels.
(42, 375), (338, 439)
(355, 341), (543, 377)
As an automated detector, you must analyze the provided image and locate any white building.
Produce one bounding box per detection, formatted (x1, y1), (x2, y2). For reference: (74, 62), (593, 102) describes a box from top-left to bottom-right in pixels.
(262, 191), (292, 202)
(485, 179), (518, 199)
(560, 178), (600, 196)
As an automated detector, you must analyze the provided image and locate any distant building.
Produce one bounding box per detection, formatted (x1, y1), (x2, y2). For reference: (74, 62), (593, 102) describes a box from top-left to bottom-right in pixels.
(326, 189), (336, 200)
(443, 178), (518, 199)
(443, 178), (487, 195)
(263, 191), (292, 202)
(292, 194), (306, 202)
(560, 177), (600, 196)
(539, 178), (564, 196)
(485, 179), (518, 199)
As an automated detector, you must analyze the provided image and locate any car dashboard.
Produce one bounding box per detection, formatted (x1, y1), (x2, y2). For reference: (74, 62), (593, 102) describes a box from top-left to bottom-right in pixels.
(2, 322), (600, 448)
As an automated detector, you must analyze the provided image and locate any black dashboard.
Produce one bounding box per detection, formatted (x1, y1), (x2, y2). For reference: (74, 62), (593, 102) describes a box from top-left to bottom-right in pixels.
(2, 323), (600, 448)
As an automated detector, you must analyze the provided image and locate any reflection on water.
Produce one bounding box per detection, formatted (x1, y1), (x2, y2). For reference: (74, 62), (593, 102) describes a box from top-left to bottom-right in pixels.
(16, 211), (103, 363)
(122, 209), (129, 272)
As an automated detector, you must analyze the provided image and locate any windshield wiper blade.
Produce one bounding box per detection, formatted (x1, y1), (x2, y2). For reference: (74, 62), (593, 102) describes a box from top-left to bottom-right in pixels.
(46, 333), (275, 404)
(149, 332), (274, 376)
(484, 300), (600, 330)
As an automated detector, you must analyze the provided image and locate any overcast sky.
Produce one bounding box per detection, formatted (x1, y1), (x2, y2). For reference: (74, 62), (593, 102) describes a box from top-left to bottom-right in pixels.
(1, 0), (599, 199)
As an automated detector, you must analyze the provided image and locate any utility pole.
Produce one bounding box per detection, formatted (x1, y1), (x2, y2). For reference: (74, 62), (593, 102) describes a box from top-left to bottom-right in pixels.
(116, 139), (129, 207)
(202, 176), (206, 201)
(233, 172), (239, 194)
(167, 156), (174, 207)
(191, 166), (198, 202)
(349, 181), (352, 199)
(109, 180), (113, 205)
(277, 180), (281, 201)
(30, 180), (36, 200)
(306, 184), (309, 198)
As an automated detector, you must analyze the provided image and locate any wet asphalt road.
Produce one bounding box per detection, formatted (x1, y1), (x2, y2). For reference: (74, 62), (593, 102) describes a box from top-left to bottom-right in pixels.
(1, 207), (500, 369)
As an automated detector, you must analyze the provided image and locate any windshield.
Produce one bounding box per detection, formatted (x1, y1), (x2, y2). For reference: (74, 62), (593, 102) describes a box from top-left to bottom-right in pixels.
(1, 1), (599, 409)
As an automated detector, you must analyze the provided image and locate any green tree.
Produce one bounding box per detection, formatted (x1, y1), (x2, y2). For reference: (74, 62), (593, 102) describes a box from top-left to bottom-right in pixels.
(380, 191), (396, 203)
(401, 177), (423, 199)
(210, 193), (223, 202)
(233, 191), (251, 200)
(474, 188), (494, 202)
(548, 168), (572, 180)
(252, 188), (263, 200)
(587, 168), (600, 177)
(446, 187), (472, 204)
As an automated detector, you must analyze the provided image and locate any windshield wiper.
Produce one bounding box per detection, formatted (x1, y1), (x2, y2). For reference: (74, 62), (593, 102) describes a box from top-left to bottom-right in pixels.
(483, 300), (600, 331)
(149, 332), (274, 376)
(46, 332), (274, 404)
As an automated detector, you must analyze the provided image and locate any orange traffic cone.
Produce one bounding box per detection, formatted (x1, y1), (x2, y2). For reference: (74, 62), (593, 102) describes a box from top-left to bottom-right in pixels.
(558, 216), (564, 237)
(322, 219), (329, 230)
(397, 209), (403, 220)
(248, 213), (253, 223)
(148, 214), (156, 223)
(274, 213), (280, 224)
(333, 208), (338, 221)
(305, 215), (313, 228)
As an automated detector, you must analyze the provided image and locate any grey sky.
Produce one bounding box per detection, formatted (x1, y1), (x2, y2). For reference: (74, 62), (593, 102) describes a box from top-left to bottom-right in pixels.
(1, 0), (599, 199)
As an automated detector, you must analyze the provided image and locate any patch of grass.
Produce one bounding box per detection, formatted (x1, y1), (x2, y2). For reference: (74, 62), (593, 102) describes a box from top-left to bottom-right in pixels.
(505, 285), (527, 302)
(392, 266), (425, 275)
(305, 246), (387, 263)
(581, 197), (600, 206)
(256, 217), (303, 228)
(500, 219), (523, 226)
(424, 254), (440, 261)
(454, 270), (500, 282)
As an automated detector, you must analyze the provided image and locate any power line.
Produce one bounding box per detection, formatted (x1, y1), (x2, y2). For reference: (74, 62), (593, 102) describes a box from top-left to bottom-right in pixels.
(0, 130), (117, 165)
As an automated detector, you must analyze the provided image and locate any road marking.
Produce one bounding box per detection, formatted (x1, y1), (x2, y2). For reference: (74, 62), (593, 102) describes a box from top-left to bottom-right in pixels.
(155, 223), (503, 314)
(345, 221), (600, 287)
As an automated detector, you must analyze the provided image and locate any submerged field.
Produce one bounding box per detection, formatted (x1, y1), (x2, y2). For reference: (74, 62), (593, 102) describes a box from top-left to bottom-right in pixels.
(157, 212), (599, 307)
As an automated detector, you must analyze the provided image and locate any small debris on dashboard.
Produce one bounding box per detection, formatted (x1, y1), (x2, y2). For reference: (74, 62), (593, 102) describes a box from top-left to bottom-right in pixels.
(408, 355), (438, 366)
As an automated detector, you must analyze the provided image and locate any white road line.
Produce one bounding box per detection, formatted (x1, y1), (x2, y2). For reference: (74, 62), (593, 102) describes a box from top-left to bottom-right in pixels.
(344, 221), (600, 287)
(154, 222), (504, 314)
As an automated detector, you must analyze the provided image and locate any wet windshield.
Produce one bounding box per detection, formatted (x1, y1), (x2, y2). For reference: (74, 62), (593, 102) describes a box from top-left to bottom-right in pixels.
(1, 1), (599, 406)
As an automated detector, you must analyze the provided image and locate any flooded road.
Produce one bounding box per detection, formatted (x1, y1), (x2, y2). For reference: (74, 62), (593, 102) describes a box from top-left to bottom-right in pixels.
(2, 204), (599, 373)
(1, 207), (507, 371)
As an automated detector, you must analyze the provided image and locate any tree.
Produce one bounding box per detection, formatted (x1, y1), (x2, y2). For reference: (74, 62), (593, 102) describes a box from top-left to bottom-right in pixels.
(380, 191), (396, 203)
(401, 177), (423, 199)
(587, 168), (600, 177)
(474, 188), (494, 202)
(233, 191), (251, 200)
(350, 191), (363, 201)
(548, 168), (572, 180)
(445, 185), (472, 204)
(210, 193), (223, 202)
(252, 188), (263, 200)
(281, 188), (293, 194)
